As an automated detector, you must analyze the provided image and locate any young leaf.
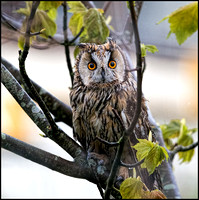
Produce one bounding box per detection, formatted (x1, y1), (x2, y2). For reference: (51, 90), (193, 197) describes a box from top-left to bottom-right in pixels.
(160, 119), (182, 140)
(141, 43), (159, 57)
(133, 139), (169, 175)
(69, 12), (86, 36)
(144, 144), (168, 175)
(133, 139), (154, 161)
(157, 2), (198, 45)
(67, 1), (87, 13)
(33, 10), (57, 38)
(120, 177), (144, 199)
(81, 8), (109, 44)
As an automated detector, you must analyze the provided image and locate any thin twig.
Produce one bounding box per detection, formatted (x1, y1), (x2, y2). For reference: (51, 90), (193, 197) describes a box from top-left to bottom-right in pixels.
(104, 2), (143, 198)
(1, 63), (84, 159)
(68, 26), (84, 45)
(18, 1), (59, 135)
(95, 136), (120, 147)
(169, 141), (198, 162)
(120, 159), (144, 168)
(2, 57), (73, 127)
(63, 1), (73, 85)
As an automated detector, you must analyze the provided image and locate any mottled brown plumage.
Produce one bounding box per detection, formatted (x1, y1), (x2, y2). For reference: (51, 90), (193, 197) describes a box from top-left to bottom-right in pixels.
(70, 38), (161, 190)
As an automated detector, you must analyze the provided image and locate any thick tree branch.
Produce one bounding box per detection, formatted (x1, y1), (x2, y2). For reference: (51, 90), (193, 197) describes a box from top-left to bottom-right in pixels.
(1, 132), (93, 180)
(1, 63), (51, 135)
(1, 63), (85, 159)
(1, 57), (73, 127)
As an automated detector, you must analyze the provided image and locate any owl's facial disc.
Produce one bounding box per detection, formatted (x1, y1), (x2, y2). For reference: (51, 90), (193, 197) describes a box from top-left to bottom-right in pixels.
(78, 48), (125, 86)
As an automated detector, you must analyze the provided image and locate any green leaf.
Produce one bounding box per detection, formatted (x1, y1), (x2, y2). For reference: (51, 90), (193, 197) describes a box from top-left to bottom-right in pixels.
(81, 8), (109, 44)
(15, 1), (32, 16)
(160, 119), (182, 140)
(69, 12), (86, 36)
(144, 144), (168, 175)
(141, 43), (159, 57)
(157, 2), (198, 45)
(120, 177), (144, 199)
(141, 44), (147, 57)
(133, 139), (154, 161)
(39, 1), (63, 11)
(33, 10), (57, 38)
(133, 139), (169, 175)
(67, 1), (87, 13)
(178, 134), (195, 163)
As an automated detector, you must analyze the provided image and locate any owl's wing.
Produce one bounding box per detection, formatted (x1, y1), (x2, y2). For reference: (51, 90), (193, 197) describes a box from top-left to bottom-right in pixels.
(72, 114), (87, 150)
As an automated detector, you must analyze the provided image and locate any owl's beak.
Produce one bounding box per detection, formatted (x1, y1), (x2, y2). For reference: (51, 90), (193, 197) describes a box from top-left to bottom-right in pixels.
(101, 68), (105, 82)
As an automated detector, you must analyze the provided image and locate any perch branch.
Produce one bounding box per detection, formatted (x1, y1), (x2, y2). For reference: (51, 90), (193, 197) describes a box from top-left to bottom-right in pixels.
(1, 132), (93, 181)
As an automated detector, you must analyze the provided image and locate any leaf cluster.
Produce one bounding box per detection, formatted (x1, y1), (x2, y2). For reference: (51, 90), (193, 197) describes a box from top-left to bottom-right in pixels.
(141, 43), (159, 57)
(68, 1), (109, 44)
(157, 2), (198, 45)
(160, 118), (197, 163)
(16, 1), (62, 49)
(120, 177), (166, 199)
(132, 138), (169, 175)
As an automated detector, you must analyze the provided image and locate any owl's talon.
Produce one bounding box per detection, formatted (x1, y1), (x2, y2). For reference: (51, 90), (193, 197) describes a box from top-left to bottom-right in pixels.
(114, 176), (124, 188)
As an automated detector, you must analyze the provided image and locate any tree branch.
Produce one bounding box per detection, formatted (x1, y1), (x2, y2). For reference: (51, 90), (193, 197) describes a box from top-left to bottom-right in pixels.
(169, 141), (198, 162)
(1, 57), (73, 127)
(1, 63), (85, 159)
(63, 1), (73, 85)
(1, 132), (93, 181)
(104, 2), (143, 198)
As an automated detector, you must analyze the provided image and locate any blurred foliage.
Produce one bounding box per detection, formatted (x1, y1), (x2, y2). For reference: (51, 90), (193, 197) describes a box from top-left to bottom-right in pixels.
(160, 118), (197, 163)
(157, 1), (198, 45)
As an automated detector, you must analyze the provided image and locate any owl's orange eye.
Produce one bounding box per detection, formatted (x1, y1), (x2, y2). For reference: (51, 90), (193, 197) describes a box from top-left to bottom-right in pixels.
(108, 60), (117, 69)
(88, 62), (97, 70)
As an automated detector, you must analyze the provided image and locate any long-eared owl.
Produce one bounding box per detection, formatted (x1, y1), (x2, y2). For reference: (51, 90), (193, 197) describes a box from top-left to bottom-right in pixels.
(70, 38), (161, 190)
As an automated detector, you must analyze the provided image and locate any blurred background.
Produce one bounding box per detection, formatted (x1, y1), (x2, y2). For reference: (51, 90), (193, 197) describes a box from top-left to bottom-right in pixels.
(1, 1), (198, 198)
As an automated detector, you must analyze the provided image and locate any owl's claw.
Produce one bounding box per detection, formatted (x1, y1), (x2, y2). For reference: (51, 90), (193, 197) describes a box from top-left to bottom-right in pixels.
(114, 176), (124, 188)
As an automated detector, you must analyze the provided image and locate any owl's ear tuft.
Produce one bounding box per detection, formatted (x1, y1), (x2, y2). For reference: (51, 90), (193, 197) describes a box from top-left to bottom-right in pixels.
(106, 37), (116, 44)
(78, 43), (87, 49)
(106, 37), (116, 50)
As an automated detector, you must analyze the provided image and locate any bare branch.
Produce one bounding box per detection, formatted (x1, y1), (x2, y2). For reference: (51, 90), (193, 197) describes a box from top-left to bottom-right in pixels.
(104, 2), (143, 198)
(169, 141), (198, 162)
(1, 57), (73, 127)
(63, 1), (73, 85)
(95, 136), (120, 147)
(1, 63), (85, 159)
(1, 132), (93, 180)
(120, 159), (144, 168)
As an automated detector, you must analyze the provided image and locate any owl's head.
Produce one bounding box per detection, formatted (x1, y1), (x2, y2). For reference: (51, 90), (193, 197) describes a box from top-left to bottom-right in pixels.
(74, 38), (128, 87)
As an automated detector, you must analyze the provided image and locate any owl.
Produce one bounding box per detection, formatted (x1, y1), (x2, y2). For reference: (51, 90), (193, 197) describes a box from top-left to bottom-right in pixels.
(70, 38), (161, 190)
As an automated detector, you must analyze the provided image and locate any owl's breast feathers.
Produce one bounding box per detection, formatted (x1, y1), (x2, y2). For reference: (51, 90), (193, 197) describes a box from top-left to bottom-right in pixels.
(70, 73), (151, 151)
(70, 72), (162, 191)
